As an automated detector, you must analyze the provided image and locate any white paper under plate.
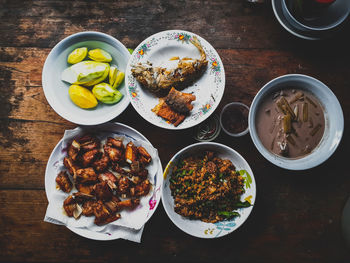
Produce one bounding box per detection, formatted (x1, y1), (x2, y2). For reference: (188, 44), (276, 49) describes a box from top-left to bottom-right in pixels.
(126, 30), (225, 130)
(44, 122), (163, 241)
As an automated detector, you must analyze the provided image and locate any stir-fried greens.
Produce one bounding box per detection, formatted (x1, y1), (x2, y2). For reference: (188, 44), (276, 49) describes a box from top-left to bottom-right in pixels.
(169, 151), (250, 223)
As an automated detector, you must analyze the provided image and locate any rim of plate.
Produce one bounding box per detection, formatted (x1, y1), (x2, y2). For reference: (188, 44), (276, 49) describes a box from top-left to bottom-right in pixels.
(42, 31), (131, 126)
(44, 122), (163, 241)
(125, 29), (225, 130)
(161, 142), (256, 238)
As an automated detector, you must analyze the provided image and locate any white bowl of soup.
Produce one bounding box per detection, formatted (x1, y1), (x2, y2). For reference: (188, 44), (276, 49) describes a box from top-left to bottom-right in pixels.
(248, 74), (343, 170)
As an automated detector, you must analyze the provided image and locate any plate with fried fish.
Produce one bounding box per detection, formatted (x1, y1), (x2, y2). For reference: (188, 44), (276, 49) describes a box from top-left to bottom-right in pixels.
(126, 30), (225, 129)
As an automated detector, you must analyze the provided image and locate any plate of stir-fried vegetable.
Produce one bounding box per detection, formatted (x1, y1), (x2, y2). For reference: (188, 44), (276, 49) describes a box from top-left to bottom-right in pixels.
(162, 142), (256, 238)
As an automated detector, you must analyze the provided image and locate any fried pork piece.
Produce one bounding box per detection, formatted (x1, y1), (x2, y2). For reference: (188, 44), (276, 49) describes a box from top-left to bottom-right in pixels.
(131, 36), (208, 95)
(92, 153), (110, 172)
(82, 200), (96, 216)
(93, 181), (113, 201)
(130, 175), (142, 185)
(165, 87), (196, 114)
(106, 137), (124, 149)
(137, 169), (148, 180)
(63, 195), (76, 217)
(104, 196), (140, 213)
(73, 192), (94, 203)
(76, 167), (97, 183)
(131, 167), (148, 181)
(78, 135), (100, 152)
(80, 149), (100, 167)
(104, 145), (123, 163)
(129, 162), (148, 183)
(76, 183), (94, 195)
(130, 179), (151, 197)
(137, 146), (152, 164)
(113, 163), (129, 175)
(55, 171), (72, 193)
(98, 171), (117, 189)
(67, 140), (80, 161)
(117, 176), (131, 195)
(130, 161), (141, 173)
(117, 199), (140, 210)
(93, 200), (110, 224)
(104, 196), (121, 213)
(93, 200), (121, 226)
(63, 157), (79, 176)
(152, 98), (186, 127)
(125, 142), (138, 164)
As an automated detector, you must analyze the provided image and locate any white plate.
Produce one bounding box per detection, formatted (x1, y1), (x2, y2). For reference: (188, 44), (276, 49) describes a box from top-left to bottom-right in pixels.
(42, 31), (130, 125)
(162, 142), (256, 238)
(45, 122), (163, 240)
(125, 30), (225, 130)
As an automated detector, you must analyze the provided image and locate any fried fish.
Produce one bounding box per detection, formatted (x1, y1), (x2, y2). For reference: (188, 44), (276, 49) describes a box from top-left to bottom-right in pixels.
(165, 87), (196, 114)
(152, 87), (196, 127)
(131, 36), (208, 96)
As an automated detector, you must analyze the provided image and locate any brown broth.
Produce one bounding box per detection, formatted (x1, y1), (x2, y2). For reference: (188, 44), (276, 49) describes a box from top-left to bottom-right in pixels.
(255, 88), (325, 159)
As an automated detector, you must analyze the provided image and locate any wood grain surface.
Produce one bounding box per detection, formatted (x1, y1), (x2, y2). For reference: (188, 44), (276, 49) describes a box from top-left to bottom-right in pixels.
(0, 0), (349, 262)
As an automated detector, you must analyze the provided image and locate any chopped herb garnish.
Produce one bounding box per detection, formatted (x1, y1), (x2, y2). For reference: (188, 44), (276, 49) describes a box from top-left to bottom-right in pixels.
(218, 211), (240, 218)
(235, 200), (251, 208)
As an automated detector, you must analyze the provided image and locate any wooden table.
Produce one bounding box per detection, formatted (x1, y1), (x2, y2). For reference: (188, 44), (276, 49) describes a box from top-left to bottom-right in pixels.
(1, 1), (349, 262)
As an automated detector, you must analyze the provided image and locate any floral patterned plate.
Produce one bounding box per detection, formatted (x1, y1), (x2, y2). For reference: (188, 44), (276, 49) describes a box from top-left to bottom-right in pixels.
(125, 30), (225, 130)
(162, 142), (256, 238)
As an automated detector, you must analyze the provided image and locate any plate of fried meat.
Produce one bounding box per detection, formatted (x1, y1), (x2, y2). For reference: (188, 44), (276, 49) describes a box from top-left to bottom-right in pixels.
(126, 30), (225, 129)
(44, 122), (163, 240)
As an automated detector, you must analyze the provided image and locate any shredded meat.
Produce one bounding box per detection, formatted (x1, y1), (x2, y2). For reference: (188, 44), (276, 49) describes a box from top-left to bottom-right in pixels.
(170, 151), (246, 223)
